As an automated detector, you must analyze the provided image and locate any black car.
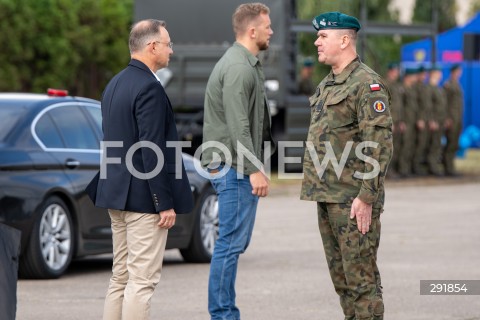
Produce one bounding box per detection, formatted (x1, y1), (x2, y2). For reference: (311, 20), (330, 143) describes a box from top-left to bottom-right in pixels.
(0, 90), (218, 279)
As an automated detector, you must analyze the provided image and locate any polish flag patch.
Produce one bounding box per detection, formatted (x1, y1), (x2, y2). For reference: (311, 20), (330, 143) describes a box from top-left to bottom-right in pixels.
(370, 83), (381, 91)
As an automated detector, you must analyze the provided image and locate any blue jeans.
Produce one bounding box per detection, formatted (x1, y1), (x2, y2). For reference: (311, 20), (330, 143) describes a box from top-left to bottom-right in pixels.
(208, 167), (259, 320)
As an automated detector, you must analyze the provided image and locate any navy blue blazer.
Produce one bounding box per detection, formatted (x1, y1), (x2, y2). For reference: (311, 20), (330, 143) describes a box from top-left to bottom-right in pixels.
(86, 59), (193, 214)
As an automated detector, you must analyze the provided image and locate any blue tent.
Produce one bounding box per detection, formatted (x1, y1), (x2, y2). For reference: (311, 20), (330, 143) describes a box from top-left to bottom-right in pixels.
(401, 13), (480, 135)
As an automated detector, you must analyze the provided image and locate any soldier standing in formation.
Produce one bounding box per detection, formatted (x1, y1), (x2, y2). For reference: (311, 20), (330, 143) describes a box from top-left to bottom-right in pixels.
(426, 65), (447, 175)
(384, 62), (403, 178)
(388, 63), (464, 179)
(297, 56), (316, 95)
(412, 66), (432, 175)
(301, 12), (392, 320)
(443, 64), (464, 176)
(397, 68), (418, 177)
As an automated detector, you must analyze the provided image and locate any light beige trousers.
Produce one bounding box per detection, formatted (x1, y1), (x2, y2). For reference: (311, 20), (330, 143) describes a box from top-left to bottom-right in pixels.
(103, 210), (168, 320)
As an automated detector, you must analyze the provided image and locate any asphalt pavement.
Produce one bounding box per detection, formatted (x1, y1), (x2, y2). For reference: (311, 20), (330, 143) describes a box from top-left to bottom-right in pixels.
(16, 179), (480, 320)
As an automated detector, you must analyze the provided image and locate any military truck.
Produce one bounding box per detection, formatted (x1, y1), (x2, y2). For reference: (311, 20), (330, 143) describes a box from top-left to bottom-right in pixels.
(134, 0), (310, 170)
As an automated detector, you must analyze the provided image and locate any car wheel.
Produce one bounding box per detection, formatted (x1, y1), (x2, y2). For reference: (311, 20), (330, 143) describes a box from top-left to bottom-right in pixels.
(19, 196), (74, 279)
(180, 187), (218, 262)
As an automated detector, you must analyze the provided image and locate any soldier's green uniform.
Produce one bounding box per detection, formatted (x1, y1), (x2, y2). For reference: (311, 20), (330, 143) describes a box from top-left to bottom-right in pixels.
(301, 12), (392, 320)
(443, 65), (464, 175)
(297, 57), (316, 95)
(427, 80), (447, 174)
(397, 69), (418, 176)
(384, 65), (403, 175)
(412, 69), (432, 175)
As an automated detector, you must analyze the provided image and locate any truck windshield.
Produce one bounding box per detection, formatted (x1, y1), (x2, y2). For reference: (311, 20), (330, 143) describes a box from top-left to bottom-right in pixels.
(0, 105), (27, 142)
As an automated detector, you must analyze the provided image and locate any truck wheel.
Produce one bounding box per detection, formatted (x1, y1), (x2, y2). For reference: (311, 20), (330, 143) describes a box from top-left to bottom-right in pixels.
(19, 196), (74, 279)
(180, 188), (218, 263)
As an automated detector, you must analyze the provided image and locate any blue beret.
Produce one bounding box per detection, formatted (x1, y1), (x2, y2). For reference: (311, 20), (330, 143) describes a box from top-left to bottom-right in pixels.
(312, 12), (361, 31)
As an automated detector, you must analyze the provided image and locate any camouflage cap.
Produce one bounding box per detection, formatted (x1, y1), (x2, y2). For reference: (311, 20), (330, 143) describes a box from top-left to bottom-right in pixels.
(312, 12), (361, 31)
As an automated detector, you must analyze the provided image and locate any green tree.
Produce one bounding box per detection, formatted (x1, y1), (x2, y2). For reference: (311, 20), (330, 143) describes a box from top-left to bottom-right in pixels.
(412, 0), (457, 32)
(70, 0), (132, 98)
(469, 0), (480, 18)
(0, 0), (132, 98)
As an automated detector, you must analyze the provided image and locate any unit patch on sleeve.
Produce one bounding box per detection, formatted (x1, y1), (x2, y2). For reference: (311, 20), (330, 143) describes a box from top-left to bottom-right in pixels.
(373, 100), (386, 113)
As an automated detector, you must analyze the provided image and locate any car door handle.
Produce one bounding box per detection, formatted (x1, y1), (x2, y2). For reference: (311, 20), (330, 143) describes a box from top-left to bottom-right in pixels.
(65, 159), (80, 169)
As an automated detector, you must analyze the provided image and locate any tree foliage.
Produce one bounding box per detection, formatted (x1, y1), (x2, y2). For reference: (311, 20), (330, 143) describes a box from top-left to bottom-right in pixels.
(469, 0), (480, 18)
(0, 0), (132, 99)
(412, 0), (456, 32)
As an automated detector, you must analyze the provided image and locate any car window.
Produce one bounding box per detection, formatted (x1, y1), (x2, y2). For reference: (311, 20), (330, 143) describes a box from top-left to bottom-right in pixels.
(48, 105), (99, 150)
(0, 105), (27, 142)
(83, 105), (102, 133)
(35, 113), (65, 148)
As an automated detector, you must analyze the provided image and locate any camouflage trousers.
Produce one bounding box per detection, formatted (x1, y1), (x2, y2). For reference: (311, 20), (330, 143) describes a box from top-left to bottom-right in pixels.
(390, 129), (403, 174)
(317, 202), (384, 320)
(443, 124), (462, 175)
(413, 127), (429, 175)
(398, 125), (415, 176)
(427, 128), (444, 175)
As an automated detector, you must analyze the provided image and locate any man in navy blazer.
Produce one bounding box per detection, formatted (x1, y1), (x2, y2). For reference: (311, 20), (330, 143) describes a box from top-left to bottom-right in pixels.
(86, 19), (193, 320)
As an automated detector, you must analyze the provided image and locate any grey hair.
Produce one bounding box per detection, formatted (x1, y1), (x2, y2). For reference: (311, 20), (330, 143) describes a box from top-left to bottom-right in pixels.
(129, 19), (166, 54)
(346, 29), (357, 41)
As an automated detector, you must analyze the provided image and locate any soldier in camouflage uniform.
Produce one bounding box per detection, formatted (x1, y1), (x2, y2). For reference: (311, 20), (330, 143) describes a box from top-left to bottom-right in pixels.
(384, 62), (403, 177)
(412, 66), (432, 175)
(297, 57), (316, 95)
(397, 68), (418, 177)
(426, 66), (447, 175)
(301, 12), (392, 320)
(443, 64), (464, 176)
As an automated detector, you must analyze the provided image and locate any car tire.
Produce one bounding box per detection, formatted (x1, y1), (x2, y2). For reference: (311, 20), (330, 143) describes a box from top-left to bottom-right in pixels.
(19, 196), (74, 279)
(180, 187), (218, 263)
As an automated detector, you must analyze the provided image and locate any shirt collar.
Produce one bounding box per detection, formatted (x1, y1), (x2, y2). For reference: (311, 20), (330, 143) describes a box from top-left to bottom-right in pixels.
(233, 42), (259, 67)
(326, 56), (361, 85)
(151, 69), (161, 82)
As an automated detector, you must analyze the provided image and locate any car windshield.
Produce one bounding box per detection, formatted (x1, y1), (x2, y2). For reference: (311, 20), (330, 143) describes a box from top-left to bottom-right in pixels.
(0, 105), (27, 142)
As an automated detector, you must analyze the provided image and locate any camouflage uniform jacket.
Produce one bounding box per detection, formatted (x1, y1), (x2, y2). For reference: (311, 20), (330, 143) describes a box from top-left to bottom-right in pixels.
(402, 83), (417, 127)
(443, 79), (464, 124)
(415, 81), (433, 122)
(385, 79), (403, 124)
(301, 57), (393, 206)
(430, 84), (447, 125)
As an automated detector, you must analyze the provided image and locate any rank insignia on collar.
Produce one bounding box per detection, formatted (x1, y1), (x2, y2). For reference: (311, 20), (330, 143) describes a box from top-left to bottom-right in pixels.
(373, 100), (386, 113)
(370, 83), (381, 91)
